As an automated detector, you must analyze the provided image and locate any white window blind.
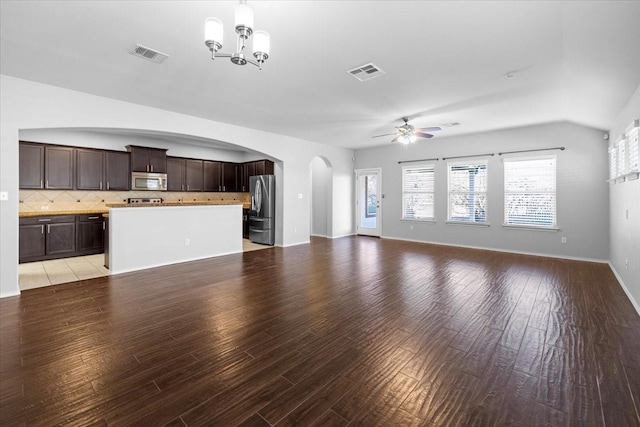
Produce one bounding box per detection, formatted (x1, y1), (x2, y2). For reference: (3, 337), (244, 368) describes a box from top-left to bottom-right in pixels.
(504, 156), (556, 227)
(609, 145), (618, 180)
(617, 137), (627, 176)
(402, 164), (435, 220)
(448, 162), (488, 223)
(628, 125), (639, 172)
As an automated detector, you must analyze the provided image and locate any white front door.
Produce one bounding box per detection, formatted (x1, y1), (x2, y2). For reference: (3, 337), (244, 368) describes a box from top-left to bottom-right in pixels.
(356, 169), (381, 237)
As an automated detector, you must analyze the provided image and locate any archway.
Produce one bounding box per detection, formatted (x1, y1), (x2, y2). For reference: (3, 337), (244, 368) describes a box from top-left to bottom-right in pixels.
(310, 156), (333, 238)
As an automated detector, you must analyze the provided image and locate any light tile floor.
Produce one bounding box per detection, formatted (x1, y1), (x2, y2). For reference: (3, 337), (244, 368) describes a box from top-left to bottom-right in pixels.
(19, 239), (273, 290)
(19, 254), (109, 291)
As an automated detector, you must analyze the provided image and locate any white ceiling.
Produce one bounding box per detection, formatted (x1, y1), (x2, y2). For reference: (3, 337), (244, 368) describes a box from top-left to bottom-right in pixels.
(2, 1), (640, 150)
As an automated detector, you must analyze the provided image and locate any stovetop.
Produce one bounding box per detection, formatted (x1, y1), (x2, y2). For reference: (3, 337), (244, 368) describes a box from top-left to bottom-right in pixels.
(127, 198), (163, 204)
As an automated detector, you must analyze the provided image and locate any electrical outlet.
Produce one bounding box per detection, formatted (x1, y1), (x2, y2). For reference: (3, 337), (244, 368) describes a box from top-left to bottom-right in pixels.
(410, 225), (414, 230)
(561, 237), (567, 244)
(0, 191), (8, 201)
(184, 238), (190, 246)
(40, 205), (49, 211)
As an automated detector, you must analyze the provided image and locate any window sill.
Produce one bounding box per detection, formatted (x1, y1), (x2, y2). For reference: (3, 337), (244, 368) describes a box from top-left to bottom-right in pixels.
(446, 221), (490, 227)
(401, 218), (435, 223)
(503, 224), (559, 232)
(608, 171), (640, 183)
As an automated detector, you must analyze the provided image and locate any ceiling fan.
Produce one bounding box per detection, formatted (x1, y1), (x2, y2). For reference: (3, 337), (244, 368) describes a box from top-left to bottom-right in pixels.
(372, 117), (441, 144)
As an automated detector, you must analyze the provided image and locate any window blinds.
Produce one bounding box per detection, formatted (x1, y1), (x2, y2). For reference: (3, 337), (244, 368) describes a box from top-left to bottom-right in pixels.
(402, 164), (435, 220)
(504, 156), (556, 227)
(448, 162), (488, 223)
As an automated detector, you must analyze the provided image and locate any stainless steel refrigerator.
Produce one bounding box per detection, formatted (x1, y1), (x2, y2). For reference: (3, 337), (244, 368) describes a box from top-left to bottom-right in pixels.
(249, 175), (275, 245)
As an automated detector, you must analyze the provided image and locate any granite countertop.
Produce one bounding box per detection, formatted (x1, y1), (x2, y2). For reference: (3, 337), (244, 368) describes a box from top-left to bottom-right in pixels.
(19, 209), (108, 218)
(106, 201), (249, 208)
(19, 201), (249, 217)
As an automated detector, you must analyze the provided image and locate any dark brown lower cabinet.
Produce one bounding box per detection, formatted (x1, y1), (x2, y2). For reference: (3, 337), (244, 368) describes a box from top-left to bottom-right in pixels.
(19, 223), (46, 260)
(19, 214), (104, 263)
(46, 222), (76, 256)
(76, 215), (105, 255)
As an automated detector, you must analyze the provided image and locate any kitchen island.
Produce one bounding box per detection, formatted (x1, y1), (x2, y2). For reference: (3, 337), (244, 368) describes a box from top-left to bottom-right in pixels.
(107, 202), (242, 274)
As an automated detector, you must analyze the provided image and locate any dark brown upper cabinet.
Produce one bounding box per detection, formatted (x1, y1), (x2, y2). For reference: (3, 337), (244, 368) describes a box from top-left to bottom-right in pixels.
(76, 149), (130, 191)
(203, 161), (238, 192)
(185, 159), (204, 192)
(76, 148), (104, 190)
(254, 159), (274, 176)
(167, 157), (203, 192)
(221, 162), (239, 192)
(19, 142), (45, 189)
(240, 160), (274, 192)
(127, 145), (167, 173)
(104, 151), (130, 191)
(44, 146), (75, 190)
(166, 157), (185, 192)
(203, 161), (222, 192)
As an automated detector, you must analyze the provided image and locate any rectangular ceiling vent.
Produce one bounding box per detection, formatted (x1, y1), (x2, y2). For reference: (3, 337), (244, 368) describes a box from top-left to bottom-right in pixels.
(347, 63), (385, 82)
(129, 44), (169, 64)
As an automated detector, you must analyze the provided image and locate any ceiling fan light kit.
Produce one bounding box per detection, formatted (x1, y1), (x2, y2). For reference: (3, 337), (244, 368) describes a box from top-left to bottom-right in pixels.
(373, 117), (442, 144)
(204, 0), (270, 70)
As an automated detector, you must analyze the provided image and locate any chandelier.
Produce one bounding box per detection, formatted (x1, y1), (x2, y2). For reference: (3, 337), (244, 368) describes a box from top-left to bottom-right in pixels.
(204, 1), (270, 70)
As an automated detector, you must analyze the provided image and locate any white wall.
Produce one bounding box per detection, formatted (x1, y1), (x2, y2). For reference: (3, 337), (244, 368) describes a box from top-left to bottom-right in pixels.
(311, 157), (332, 237)
(608, 85), (640, 312)
(354, 121), (609, 261)
(110, 205), (242, 274)
(0, 75), (354, 298)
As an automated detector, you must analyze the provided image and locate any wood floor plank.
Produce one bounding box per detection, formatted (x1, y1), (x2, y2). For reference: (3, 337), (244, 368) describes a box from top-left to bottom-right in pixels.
(1, 236), (639, 426)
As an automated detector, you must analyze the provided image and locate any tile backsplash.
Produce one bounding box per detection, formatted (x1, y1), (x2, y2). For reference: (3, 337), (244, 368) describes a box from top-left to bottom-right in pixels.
(19, 190), (250, 213)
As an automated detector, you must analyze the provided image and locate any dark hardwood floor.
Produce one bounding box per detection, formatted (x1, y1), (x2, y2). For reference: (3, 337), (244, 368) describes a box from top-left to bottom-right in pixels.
(1, 236), (639, 426)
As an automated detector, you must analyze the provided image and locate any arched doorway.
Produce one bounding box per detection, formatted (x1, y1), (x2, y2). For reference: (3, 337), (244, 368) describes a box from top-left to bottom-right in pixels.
(310, 156), (333, 238)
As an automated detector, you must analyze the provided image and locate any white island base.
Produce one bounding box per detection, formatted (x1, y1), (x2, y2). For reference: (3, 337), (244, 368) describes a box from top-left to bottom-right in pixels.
(108, 204), (242, 275)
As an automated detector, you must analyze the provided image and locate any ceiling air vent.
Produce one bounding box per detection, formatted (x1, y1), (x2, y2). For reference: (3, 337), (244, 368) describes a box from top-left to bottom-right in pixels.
(128, 44), (169, 64)
(347, 63), (385, 82)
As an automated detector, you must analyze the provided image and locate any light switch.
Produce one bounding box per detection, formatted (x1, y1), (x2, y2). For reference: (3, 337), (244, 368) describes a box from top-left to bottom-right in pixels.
(298, 193), (303, 199)
(0, 191), (8, 201)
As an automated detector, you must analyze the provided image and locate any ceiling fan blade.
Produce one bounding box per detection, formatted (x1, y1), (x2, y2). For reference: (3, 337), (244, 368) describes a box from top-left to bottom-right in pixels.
(415, 132), (434, 139)
(416, 126), (441, 132)
(371, 132), (399, 139)
(391, 136), (402, 144)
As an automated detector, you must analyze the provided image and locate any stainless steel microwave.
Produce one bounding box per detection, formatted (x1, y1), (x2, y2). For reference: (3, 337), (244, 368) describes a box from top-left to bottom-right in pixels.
(131, 172), (167, 191)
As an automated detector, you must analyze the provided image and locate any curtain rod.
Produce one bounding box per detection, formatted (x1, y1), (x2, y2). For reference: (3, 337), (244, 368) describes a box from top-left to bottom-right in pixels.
(398, 158), (439, 164)
(397, 147), (565, 164)
(498, 147), (565, 156)
(442, 153), (495, 161)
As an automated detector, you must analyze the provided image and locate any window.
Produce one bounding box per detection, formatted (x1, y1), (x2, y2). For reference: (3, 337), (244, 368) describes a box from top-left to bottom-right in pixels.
(609, 145), (618, 180)
(504, 156), (556, 227)
(448, 161), (488, 223)
(627, 123), (639, 172)
(402, 164), (435, 220)
(617, 137), (627, 176)
(365, 175), (377, 218)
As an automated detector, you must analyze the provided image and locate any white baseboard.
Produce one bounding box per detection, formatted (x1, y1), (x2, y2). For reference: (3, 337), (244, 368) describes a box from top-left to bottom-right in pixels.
(328, 233), (355, 239)
(310, 233), (355, 240)
(0, 290), (21, 299)
(609, 263), (640, 317)
(380, 235), (608, 264)
(280, 240), (311, 248)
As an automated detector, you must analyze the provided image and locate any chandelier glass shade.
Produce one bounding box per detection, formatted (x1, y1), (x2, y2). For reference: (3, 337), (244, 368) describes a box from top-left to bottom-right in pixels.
(204, 1), (270, 70)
